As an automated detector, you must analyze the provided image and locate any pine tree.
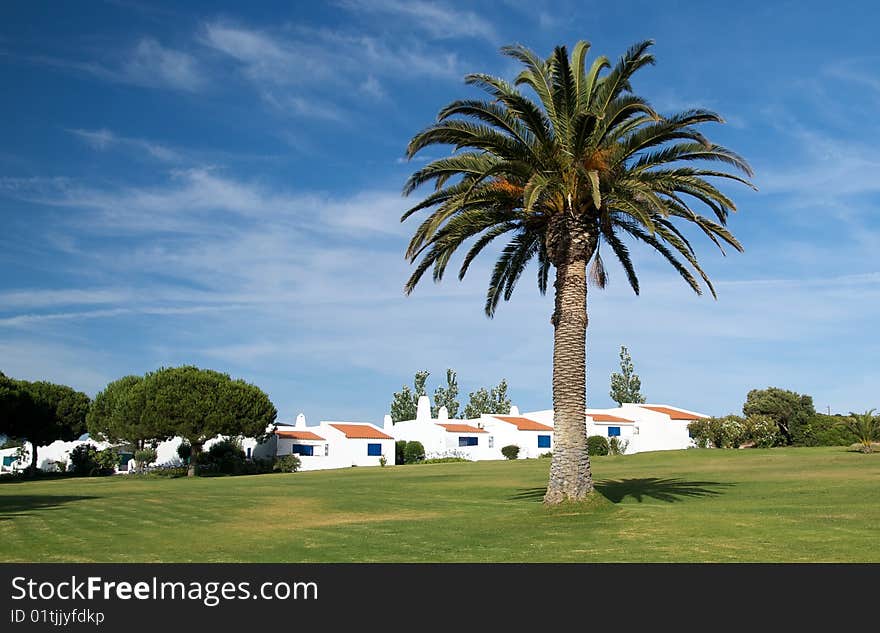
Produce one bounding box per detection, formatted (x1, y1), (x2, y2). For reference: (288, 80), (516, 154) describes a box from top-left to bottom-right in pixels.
(609, 346), (645, 405)
(431, 369), (460, 418)
(390, 370), (430, 422)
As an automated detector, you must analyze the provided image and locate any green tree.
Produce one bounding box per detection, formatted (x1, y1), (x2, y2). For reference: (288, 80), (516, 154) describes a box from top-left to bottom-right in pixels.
(840, 409), (879, 453)
(139, 366), (277, 476)
(87, 375), (161, 450)
(1, 377), (90, 474)
(463, 379), (512, 419)
(401, 40), (752, 503)
(390, 370), (430, 422)
(431, 369), (460, 418)
(743, 387), (815, 445)
(609, 345), (645, 405)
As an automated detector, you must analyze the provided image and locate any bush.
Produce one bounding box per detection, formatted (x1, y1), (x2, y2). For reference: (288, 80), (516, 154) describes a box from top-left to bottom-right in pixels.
(177, 441), (192, 463)
(146, 465), (187, 478)
(539, 452), (552, 459)
(608, 436), (629, 456)
(379, 455), (387, 467)
(133, 448), (158, 472)
(587, 435), (609, 456)
(199, 439), (246, 475)
(797, 414), (860, 447)
(745, 415), (779, 448)
(422, 457), (469, 464)
(501, 445), (520, 460)
(404, 441), (425, 463)
(395, 440), (407, 465)
(273, 454), (301, 473)
(70, 444), (117, 476)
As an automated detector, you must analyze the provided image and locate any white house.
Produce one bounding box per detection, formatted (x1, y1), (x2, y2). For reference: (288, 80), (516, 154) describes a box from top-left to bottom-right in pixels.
(0, 437), (125, 474)
(523, 403), (708, 454)
(474, 406), (555, 459)
(390, 397), (497, 460)
(273, 413), (395, 470)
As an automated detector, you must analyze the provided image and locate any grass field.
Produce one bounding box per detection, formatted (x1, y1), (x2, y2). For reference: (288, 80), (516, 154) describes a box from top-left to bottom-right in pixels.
(1, 446), (877, 562)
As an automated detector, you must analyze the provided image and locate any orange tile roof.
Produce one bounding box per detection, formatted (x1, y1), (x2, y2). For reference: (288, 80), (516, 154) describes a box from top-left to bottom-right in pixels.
(275, 430), (325, 441)
(328, 423), (393, 440)
(493, 416), (554, 431)
(588, 413), (633, 423)
(437, 423), (487, 434)
(639, 405), (706, 420)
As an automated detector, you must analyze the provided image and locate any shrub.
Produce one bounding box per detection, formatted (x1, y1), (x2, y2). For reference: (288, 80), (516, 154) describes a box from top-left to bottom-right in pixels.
(797, 414), (860, 447)
(501, 445), (520, 460)
(745, 415), (779, 448)
(608, 436), (629, 456)
(840, 410), (880, 453)
(177, 441), (192, 463)
(404, 441), (425, 463)
(133, 448), (158, 472)
(96, 448), (119, 474)
(70, 444), (117, 476)
(587, 435), (609, 456)
(688, 419), (711, 448)
(273, 454), (301, 473)
(199, 439), (246, 474)
(538, 451), (552, 459)
(379, 455), (387, 467)
(422, 457), (469, 464)
(395, 440), (407, 465)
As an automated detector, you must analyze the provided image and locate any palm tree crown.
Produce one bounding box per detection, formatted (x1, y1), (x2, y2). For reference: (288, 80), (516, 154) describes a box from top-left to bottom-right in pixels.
(401, 40), (754, 313)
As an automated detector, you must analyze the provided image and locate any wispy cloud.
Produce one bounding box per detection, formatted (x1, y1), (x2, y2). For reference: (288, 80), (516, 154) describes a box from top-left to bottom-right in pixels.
(67, 128), (181, 162)
(338, 0), (497, 41)
(19, 37), (207, 92)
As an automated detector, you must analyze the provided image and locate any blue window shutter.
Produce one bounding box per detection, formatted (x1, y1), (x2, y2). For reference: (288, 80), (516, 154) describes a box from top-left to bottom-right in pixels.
(538, 435), (551, 448)
(367, 443), (382, 456)
(608, 427), (621, 437)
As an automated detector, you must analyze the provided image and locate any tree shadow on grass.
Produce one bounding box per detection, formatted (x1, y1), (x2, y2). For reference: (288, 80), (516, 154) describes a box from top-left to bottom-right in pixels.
(0, 496), (98, 521)
(510, 478), (733, 504)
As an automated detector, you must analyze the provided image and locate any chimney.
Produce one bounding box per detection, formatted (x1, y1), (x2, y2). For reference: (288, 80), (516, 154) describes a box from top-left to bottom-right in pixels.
(509, 404), (520, 416)
(295, 413), (306, 429)
(438, 406), (449, 422)
(383, 414), (393, 431)
(416, 395), (431, 422)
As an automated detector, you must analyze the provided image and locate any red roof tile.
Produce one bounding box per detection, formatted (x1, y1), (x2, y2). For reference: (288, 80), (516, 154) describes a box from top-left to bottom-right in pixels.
(493, 416), (554, 431)
(275, 430), (325, 441)
(328, 423), (393, 440)
(437, 423), (487, 434)
(639, 405), (705, 421)
(588, 413), (633, 423)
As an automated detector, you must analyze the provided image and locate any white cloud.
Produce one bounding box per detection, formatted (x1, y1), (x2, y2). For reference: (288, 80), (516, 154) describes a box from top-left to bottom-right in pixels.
(67, 128), (181, 162)
(339, 0), (497, 41)
(123, 38), (206, 92)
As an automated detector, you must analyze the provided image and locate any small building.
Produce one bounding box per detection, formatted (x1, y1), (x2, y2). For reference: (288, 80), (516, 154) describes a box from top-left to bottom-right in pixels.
(474, 406), (555, 459)
(390, 396), (496, 460)
(523, 403), (708, 454)
(274, 414), (395, 470)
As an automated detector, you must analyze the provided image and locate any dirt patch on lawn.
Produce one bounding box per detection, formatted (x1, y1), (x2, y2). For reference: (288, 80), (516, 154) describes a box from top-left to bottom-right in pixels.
(221, 498), (440, 534)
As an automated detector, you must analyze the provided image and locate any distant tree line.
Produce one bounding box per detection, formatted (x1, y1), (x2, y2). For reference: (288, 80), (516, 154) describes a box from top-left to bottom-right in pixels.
(389, 369), (511, 422)
(690, 386), (877, 450)
(1, 366), (277, 477)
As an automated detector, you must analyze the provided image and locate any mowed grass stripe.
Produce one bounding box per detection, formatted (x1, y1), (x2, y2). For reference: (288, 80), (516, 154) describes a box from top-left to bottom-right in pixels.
(0, 447), (877, 562)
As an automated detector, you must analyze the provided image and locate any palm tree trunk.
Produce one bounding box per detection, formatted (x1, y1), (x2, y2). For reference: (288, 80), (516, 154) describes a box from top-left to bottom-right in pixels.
(544, 259), (593, 504)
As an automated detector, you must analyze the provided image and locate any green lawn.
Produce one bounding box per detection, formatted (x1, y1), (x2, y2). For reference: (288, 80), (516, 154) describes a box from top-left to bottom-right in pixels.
(1, 446), (877, 562)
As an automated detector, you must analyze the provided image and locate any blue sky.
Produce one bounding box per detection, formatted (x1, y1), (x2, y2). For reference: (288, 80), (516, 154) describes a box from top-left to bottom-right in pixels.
(1, 0), (878, 423)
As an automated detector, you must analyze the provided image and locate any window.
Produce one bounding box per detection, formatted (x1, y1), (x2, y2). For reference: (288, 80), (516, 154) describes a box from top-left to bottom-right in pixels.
(2, 456), (15, 467)
(488, 436), (494, 448)
(458, 436), (478, 447)
(324, 444), (329, 456)
(538, 435), (551, 448)
(246, 447), (252, 459)
(367, 443), (382, 456)
(291, 444), (314, 456)
(608, 426), (621, 437)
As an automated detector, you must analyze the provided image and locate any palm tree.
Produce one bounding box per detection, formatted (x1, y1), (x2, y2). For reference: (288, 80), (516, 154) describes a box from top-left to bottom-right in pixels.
(841, 409), (879, 453)
(401, 40), (754, 504)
